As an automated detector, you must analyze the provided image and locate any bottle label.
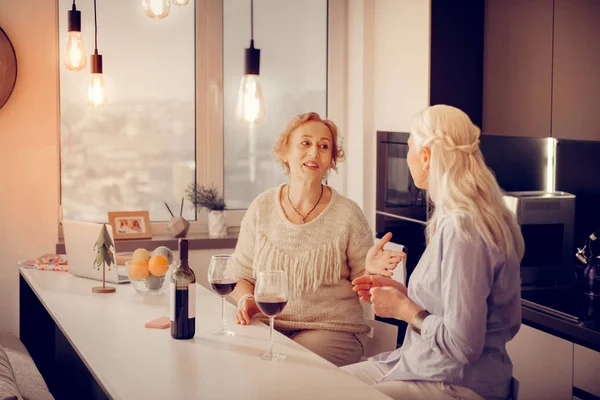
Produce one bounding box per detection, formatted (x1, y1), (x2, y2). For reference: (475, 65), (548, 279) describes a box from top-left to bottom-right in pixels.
(188, 283), (196, 318)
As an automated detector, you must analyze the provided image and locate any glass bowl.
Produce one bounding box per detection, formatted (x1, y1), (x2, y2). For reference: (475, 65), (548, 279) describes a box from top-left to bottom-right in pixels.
(126, 261), (176, 295)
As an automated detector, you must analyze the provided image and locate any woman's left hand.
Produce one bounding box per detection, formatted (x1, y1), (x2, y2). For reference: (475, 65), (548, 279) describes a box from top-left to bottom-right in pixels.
(370, 286), (422, 323)
(365, 232), (407, 277)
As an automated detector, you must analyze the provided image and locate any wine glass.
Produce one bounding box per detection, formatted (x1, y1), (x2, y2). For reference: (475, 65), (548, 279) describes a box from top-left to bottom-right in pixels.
(255, 270), (288, 361)
(207, 254), (237, 336)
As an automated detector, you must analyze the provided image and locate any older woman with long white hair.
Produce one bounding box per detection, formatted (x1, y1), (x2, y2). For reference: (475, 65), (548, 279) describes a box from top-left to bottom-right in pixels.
(347, 105), (525, 400)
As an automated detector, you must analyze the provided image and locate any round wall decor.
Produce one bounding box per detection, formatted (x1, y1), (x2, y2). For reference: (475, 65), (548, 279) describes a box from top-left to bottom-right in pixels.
(0, 27), (18, 110)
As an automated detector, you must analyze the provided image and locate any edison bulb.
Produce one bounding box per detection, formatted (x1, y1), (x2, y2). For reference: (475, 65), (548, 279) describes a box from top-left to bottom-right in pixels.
(143, 0), (170, 19)
(235, 75), (266, 126)
(172, 0), (189, 6)
(88, 73), (107, 108)
(65, 32), (87, 71)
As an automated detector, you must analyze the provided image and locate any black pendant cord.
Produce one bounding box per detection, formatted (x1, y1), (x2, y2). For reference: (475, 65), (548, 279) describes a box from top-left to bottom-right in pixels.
(250, 0), (254, 42)
(287, 184), (324, 224)
(93, 0), (98, 53)
(72, 0), (76, 6)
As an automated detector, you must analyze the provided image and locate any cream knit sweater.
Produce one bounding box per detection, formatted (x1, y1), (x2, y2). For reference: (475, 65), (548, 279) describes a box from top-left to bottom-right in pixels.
(233, 184), (373, 334)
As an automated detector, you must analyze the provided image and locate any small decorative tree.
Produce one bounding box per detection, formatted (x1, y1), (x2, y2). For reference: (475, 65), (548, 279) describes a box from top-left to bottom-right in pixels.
(186, 184), (228, 237)
(185, 184), (226, 211)
(92, 224), (116, 293)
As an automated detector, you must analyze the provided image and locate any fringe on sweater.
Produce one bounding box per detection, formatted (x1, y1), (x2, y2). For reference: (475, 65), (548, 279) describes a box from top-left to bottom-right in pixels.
(254, 232), (344, 299)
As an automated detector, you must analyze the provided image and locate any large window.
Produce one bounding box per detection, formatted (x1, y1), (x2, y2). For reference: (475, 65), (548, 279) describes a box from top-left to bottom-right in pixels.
(58, 0), (196, 222)
(223, 0), (328, 209)
(58, 0), (328, 224)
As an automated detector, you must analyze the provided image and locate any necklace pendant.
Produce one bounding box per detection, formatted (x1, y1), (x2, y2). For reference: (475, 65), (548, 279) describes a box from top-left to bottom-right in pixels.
(301, 219), (305, 224)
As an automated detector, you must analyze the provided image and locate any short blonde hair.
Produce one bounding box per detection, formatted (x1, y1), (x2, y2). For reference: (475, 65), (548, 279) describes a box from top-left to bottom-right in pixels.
(272, 112), (345, 175)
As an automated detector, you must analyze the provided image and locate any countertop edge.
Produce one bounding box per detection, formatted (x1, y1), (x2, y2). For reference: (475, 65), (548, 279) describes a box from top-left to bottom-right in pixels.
(521, 305), (600, 353)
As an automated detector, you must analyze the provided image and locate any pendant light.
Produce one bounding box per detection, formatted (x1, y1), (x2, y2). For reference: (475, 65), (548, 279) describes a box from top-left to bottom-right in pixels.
(88, 0), (106, 107)
(171, 0), (190, 6)
(64, 0), (87, 71)
(235, 0), (266, 127)
(143, 0), (171, 19)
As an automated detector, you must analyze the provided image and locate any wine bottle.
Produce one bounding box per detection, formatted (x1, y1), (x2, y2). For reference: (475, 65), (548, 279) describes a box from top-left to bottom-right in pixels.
(170, 238), (196, 339)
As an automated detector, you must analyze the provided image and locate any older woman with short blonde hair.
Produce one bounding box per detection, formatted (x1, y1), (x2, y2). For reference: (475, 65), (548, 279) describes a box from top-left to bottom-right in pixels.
(230, 112), (405, 367)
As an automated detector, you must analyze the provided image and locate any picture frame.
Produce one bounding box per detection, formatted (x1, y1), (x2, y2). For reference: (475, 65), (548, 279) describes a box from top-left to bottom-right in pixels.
(108, 211), (152, 240)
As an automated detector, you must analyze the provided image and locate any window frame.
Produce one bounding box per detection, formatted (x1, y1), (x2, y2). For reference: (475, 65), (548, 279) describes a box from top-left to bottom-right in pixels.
(58, 0), (347, 240)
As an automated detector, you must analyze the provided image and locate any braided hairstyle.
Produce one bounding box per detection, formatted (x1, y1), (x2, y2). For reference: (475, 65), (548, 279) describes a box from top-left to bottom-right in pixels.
(410, 105), (524, 260)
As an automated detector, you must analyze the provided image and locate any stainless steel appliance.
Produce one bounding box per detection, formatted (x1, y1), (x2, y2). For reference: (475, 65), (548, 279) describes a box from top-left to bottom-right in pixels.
(504, 191), (576, 287)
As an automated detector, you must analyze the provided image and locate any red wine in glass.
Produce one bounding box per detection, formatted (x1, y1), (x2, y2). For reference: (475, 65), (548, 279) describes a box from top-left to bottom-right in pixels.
(256, 297), (287, 317)
(207, 255), (237, 336)
(255, 270), (289, 361)
(210, 279), (238, 296)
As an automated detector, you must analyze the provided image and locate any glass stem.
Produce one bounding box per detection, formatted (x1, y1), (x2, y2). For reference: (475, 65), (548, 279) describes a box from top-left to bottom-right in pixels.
(269, 317), (274, 359)
(221, 296), (226, 332)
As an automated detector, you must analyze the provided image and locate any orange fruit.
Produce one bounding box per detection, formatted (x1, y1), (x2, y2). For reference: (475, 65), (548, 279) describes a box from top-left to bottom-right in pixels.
(148, 254), (169, 277)
(129, 261), (149, 280)
(132, 248), (151, 263)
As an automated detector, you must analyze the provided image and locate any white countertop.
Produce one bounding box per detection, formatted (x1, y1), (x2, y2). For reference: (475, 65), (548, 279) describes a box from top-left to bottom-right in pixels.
(20, 268), (390, 400)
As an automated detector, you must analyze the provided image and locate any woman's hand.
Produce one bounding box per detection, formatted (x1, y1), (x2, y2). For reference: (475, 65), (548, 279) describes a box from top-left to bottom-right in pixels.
(235, 296), (263, 325)
(365, 232), (406, 277)
(352, 275), (407, 301)
(370, 286), (422, 323)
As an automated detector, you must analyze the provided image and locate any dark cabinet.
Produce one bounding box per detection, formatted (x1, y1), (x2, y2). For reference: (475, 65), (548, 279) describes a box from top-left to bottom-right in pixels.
(552, 0), (600, 141)
(482, 0), (553, 137)
(482, 0), (600, 141)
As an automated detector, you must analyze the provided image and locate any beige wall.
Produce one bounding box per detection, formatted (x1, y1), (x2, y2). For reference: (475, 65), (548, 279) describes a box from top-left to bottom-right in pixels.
(343, 0), (431, 229)
(0, 0), (61, 336)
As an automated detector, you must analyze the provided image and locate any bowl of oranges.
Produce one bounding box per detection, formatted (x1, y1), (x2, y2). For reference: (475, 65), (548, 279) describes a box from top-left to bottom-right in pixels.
(126, 247), (175, 295)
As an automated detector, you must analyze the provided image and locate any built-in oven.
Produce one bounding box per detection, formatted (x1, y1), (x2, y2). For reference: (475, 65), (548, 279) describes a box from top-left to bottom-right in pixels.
(376, 131), (429, 282)
(376, 132), (430, 345)
(376, 131), (428, 223)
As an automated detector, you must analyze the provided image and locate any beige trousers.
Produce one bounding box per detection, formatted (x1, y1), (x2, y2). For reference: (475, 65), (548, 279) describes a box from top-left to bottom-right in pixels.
(343, 361), (484, 400)
(284, 329), (364, 367)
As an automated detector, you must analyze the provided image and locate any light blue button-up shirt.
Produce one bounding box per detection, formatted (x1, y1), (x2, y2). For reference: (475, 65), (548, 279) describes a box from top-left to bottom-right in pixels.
(372, 216), (521, 400)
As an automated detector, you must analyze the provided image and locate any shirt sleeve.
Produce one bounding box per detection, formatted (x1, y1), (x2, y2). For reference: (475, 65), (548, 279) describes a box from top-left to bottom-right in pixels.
(233, 202), (258, 285)
(420, 222), (494, 364)
(346, 206), (374, 281)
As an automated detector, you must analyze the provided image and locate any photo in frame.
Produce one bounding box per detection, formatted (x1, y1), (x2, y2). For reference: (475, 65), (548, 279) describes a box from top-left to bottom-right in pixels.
(108, 211), (152, 240)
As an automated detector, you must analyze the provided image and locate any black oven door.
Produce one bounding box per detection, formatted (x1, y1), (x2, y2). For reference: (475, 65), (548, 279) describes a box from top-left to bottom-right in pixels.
(376, 131), (427, 222)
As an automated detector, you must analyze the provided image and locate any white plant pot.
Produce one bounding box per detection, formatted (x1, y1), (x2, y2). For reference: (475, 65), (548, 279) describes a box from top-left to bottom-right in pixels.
(208, 210), (227, 238)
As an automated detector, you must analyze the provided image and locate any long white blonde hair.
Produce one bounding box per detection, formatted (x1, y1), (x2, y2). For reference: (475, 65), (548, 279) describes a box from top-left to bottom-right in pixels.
(411, 105), (525, 260)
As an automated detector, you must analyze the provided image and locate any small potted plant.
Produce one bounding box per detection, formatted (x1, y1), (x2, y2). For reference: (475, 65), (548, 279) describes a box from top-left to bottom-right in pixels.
(186, 184), (227, 238)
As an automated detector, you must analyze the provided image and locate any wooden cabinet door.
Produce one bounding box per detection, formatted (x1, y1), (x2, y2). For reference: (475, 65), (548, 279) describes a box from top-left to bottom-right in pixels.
(506, 324), (573, 400)
(552, 0), (600, 141)
(483, 0), (553, 137)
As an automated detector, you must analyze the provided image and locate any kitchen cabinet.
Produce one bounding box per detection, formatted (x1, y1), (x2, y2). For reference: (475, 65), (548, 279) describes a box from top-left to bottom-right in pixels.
(482, 0), (553, 137)
(506, 324), (573, 400)
(551, 0), (600, 141)
(573, 344), (600, 397)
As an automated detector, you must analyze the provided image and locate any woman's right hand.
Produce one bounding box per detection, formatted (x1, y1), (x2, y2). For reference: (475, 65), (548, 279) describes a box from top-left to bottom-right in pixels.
(236, 296), (263, 325)
(351, 275), (407, 302)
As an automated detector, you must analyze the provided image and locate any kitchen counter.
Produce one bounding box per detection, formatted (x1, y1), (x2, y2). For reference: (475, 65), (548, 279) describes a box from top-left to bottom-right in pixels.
(521, 286), (600, 352)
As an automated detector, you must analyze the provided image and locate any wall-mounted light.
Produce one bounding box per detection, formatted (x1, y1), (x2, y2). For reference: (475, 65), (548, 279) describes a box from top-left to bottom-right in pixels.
(143, 0), (171, 19)
(235, 0), (266, 127)
(171, 0), (190, 6)
(545, 137), (557, 193)
(88, 0), (106, 107)
(65, 0), (87, 71)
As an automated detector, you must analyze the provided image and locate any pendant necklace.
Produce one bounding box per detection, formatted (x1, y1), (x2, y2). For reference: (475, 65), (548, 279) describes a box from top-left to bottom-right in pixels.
(287, 184), (324, 224)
